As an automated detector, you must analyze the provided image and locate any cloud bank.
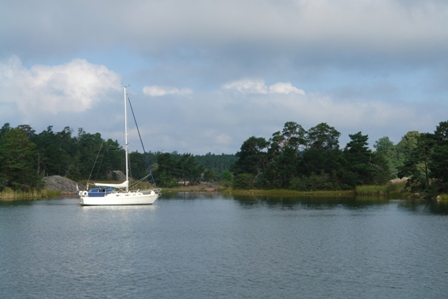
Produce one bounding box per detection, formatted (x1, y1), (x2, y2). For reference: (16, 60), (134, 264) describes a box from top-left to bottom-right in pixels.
(0, 56), (120, 116)
(1, 0), (448, 154)
(3, 0), (448, 67)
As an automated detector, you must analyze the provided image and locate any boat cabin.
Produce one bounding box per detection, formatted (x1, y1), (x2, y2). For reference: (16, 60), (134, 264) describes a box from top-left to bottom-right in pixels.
(87, 187), (115, 197)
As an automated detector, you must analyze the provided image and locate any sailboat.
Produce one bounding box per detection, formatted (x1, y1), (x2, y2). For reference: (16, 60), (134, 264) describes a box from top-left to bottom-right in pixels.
(79, 86), (161, 206)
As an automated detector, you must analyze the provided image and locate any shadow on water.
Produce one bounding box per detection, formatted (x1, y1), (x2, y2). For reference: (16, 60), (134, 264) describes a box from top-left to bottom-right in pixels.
(233, 195), (389, 210)
(233, 195), (448, 215)
(161, 192), (448, 215)
(160, 191), (234, 200)
(0, 199), (35, 207)
(396, 199), (448, 215)
(162, 192), (391, 210)
(0, 197), (78, 207)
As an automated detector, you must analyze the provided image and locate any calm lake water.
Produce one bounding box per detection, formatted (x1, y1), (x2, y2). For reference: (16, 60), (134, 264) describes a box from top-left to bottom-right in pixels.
(1, 193), (448, 299)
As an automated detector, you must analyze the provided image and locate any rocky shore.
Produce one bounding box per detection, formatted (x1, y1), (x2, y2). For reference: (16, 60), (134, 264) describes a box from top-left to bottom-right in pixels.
(43, 175), (82, 195)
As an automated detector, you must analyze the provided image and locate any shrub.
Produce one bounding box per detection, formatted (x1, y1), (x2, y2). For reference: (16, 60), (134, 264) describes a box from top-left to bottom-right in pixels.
(233, 173), (255, 189)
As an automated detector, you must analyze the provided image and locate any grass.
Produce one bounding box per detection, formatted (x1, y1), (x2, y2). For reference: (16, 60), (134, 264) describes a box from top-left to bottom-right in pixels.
(0, 188), (61, 201)
(355, 181), (408, 198)
(437, 194), (448, 200)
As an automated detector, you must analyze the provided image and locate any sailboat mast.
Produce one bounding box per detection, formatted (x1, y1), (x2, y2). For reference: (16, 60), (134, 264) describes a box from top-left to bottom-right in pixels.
(124, 86), (129, 192)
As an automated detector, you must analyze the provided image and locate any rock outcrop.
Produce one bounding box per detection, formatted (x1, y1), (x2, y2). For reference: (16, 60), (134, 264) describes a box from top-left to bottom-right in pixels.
(43, 175), (83, 194)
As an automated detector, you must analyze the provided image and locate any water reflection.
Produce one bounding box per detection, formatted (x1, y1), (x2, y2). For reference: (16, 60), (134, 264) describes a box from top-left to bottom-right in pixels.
(397, 199), (448, 215)
(160, 192), (448, 215)
(3, 193), (448, 215)
(233, 195), (390, 211)
(0, 199), (35, 207)
(161, 191), (232, 200)
(2, 193), (448, 298)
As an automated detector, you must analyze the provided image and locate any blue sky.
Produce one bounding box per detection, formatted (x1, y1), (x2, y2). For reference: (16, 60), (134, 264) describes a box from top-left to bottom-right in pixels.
(1, 0), (448, 154)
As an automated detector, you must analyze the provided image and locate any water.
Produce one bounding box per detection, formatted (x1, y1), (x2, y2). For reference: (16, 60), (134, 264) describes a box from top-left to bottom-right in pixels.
(1, 194), (448, 298)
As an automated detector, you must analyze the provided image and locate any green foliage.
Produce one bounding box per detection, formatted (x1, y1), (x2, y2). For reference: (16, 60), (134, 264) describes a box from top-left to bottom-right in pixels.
(177, 154), (204, 184)
(1, 123), (237, 191)
(290, 170), (346, 191)
(156, 171), (179, 188)
(343, 132), (373, 186)
(263, 147), (298, 189)
(429, 121), (448, 191)
(3, 119), (448, 195)
(307, 122), (340, 151)
(230, 122), (401, 192)
(373, 132), (420, 180)
(374, 136), (397, 178)
(398, 132), (433, 190)
(203, 168), (216, 182)
(0, 127), (42, 191)
(388, 121), (448, 194)
(396, 131), (420, 165)
(231, 136), (269, 177)
(220, 170), (234, 187)
(233, 173), (255, 189)
(195, 153), (237, 179)
(152, 152), (207, 187)
(289, 177), (306, 191)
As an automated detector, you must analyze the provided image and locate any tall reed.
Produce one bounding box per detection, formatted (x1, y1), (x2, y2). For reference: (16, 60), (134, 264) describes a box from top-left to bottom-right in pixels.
(0, 188), (60, 201)
(355, 181), (407, 197)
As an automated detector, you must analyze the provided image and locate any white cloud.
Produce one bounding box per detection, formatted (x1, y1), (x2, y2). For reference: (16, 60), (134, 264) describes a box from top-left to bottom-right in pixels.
(269, 82), (305, 95)
(222, 79), (305, 95)
(141, 83), (445, 154)
(2, 1), (448, 155)
(1, 57), (444, 154)
(143, 85), (193, 97)
(222, 79), (268, 94)
(0, 56), (120, 116)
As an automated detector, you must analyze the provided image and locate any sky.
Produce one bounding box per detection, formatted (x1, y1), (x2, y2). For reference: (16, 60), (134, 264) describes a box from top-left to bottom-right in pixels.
(1, 0), (448, 154)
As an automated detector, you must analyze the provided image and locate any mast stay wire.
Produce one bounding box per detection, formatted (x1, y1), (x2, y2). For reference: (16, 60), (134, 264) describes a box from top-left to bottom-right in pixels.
(126, 93), (157, 186)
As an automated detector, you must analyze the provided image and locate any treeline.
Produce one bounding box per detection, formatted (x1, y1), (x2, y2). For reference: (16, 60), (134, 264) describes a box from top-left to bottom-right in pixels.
(1, 120), (448, 194)
(0, 123), (236, 191)
(151, 152), (237, 187)
(230, 121), (448, 194)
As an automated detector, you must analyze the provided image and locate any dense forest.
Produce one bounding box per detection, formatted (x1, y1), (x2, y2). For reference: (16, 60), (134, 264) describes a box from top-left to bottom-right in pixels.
(0, 123), (236, 191)
(231, 121), (448, 194)
(1, 120), (448, 195)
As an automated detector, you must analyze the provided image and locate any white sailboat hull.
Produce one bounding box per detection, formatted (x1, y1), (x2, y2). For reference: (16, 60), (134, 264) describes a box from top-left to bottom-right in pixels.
(78, 86), (161, 207)
(80, 190), (160, 206)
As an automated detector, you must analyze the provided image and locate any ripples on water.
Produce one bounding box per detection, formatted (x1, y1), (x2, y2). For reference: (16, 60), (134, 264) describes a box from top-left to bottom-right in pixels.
(1, 195), (448, 298)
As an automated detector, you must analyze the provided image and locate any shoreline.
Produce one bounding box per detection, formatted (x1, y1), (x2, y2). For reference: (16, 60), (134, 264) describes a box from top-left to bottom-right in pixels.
(2, 182), (444, 201)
